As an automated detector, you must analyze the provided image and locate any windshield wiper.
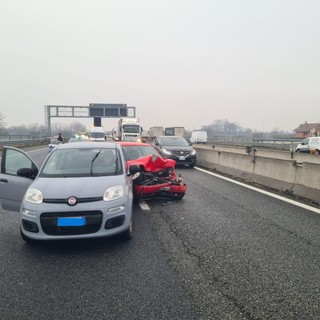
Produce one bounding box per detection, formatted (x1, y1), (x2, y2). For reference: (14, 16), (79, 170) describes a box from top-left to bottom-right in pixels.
(90, 149), (102, 176)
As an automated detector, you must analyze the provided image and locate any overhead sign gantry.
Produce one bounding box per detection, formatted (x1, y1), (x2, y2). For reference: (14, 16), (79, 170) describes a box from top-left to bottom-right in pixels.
(44, 103), (136, 137)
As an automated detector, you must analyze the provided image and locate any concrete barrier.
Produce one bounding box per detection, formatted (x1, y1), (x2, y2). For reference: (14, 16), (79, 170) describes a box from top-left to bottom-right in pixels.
(195, 146), (320, 204)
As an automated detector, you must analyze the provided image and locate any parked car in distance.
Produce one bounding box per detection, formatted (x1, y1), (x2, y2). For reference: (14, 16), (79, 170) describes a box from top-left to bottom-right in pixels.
(295, 137), (320, 154)
(68, 134), (90, 143)
(48, 134), (90, 153)
(153, 136), (197, 168)
(189, 131), (208, 144)
(121, 136), (142, 142)
(0, 142), (138, 243)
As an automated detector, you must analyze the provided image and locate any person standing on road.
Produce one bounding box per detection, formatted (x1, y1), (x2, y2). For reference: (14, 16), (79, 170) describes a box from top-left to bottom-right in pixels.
(57, 133), (64, 143)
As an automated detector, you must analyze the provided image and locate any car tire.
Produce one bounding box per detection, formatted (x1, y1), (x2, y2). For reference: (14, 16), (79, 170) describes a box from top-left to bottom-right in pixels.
(176, 193), (185, 200)
(20, 228), (37, 243)
(188, 163), (196, 168)
(295, 149), (300, 153)
(120, 220), (133, 240)
(133, 194), (141, 204)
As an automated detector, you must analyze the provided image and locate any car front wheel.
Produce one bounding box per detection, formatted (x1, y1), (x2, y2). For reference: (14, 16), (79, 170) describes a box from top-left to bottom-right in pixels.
(20, 228), (37, 243)
(120, 220), (133, 240)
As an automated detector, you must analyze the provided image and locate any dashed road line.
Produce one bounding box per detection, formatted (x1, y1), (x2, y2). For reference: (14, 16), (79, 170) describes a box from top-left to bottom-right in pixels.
(139, 201), (150, 211)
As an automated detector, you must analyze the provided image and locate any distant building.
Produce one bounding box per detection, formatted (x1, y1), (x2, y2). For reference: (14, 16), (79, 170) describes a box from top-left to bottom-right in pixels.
(293, 121), (320, 138)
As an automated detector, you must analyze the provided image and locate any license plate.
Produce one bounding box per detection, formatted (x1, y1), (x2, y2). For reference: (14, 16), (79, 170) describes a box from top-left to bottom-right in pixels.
(57, 217), (86, 227)
(179, 156), (186, 160)
(159, 187), (171, 191)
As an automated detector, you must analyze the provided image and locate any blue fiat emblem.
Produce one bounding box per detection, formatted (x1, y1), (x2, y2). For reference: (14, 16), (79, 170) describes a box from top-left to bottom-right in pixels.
(68, 197), (77, 206)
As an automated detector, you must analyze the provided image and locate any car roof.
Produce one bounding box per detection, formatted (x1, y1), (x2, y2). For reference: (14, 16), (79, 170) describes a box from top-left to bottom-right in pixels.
(158, 136), (186, 139)
(56, 141), (118, 149)
(117, 141), (151, 146)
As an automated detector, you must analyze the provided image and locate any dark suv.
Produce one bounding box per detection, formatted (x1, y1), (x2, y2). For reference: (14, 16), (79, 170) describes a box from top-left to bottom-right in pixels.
(153, 136), (196, 167)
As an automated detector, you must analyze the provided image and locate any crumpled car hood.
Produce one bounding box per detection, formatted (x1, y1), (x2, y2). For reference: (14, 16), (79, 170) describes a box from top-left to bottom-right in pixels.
(127, 155), (176, 172)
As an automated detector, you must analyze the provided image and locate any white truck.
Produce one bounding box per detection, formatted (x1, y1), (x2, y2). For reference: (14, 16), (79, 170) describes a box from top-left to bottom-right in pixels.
(117, 118), (143, 141)
(90, 127), (105, 141)
(148, 126), (163, 138)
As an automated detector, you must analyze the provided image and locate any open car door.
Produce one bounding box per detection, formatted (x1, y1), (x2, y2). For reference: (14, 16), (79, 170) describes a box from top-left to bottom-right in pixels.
(0, 147), (39, 212)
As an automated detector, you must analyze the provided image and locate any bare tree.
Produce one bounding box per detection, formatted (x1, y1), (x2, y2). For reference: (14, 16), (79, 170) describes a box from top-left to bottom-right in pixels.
(28, 123), (46, 137)
(8, 125), (29, 135)
(69, 121), (87, 134)
(51, 121), (87, 138)
(202, 119), (253, 138)
(0, 112), (8, 135)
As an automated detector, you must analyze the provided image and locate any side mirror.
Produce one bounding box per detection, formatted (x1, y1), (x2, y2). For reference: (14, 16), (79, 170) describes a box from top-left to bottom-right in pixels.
(128, 164), (140, 176)
(17, 168), (38, 179)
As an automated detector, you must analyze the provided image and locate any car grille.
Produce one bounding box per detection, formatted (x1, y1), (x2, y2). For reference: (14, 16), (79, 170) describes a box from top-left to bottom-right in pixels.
(172, 150), (191, 157)
(40, 211), (103, 236)
(43, 197), (103, 204)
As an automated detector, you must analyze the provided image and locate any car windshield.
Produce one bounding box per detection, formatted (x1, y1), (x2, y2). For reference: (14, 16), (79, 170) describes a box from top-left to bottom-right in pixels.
(68, 135), (90, 143)
(91, 132), (105, 138)
(122, 124), (140, 133)
(40, 147), (123, 177)
(161, 137), (190, 147)
(122, 136), (139, 142)
(122, 145), (159, 160)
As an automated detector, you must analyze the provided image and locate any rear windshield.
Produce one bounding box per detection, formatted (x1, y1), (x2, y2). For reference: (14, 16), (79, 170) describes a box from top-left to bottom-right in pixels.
(40, 148), (123, 177)
(122, 145), (159, 160)
(122, 124), (140, 133)
(161, 137), (190, 147)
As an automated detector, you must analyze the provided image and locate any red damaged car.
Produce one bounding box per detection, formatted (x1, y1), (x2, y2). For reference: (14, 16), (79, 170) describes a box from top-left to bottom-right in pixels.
(118, 142), (187, 200)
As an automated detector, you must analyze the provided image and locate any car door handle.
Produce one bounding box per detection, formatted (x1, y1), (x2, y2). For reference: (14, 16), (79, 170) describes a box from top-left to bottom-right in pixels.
(0, 178), (8, 183)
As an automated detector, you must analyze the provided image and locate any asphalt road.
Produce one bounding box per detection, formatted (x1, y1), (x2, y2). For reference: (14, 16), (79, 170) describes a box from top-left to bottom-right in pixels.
(1, 146), (320, 319)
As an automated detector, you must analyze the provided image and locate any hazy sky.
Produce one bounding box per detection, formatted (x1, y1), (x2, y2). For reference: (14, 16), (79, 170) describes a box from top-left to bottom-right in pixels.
(1, 0), (319, 132)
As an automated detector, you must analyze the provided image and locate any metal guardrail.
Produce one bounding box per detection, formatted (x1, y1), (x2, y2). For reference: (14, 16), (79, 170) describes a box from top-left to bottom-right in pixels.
(0, 135), (49, 148)
(208, 138), (302, 150)
(0, 134), (48, 140)
(0, 135), (303, 150)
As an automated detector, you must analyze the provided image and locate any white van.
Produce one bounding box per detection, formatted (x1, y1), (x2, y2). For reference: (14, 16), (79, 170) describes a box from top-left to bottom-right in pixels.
(189, 131), (208, 144)
(295, 137), (320, 153)
(90, 127), (105, 141)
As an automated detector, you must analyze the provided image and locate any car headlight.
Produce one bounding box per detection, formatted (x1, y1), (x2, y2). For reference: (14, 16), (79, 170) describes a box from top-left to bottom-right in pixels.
(190, 149), (196, 155)
(103, 186), (124, 201)
(25, 188), (43, 204)
(162, 148), (172, 155)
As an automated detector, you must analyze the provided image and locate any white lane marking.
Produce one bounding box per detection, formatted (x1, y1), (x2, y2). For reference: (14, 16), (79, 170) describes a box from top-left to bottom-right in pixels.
(139, 201), (150, 211)
(195, 167), (320, 215)
(0, 147), (48, 160)
(26, 148), (48, 153)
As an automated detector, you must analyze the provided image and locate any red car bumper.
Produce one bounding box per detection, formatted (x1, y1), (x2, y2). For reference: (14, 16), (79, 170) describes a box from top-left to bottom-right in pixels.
(134, 182), (187, 200)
